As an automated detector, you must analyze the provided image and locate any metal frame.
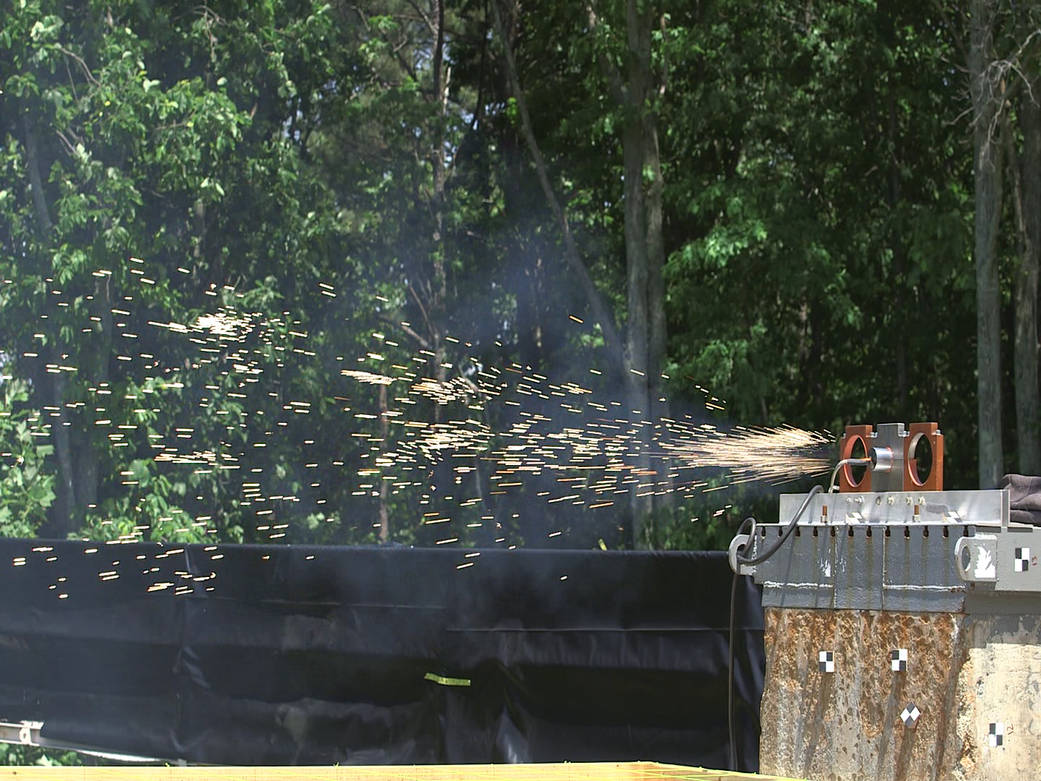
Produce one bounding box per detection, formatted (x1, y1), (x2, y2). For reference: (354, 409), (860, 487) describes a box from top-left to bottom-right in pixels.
(731, 488), (1041, 612)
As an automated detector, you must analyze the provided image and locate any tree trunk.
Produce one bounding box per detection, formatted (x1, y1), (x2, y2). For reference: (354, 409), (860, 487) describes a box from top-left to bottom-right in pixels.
(378, 383), (390, 542)
(645, 75), (671, 510)
(645, 117), (666, 404)
(970, 0), (1004, 488)
(623, 108), (653, 539)
(23, 112), (78, 535)
(621, 0), (671, 540)
(430, 0), (449, 413)
(73, 273), (114, 516)
(1015, 82), (1041, 474)
(888, 101), (909, 416)
(621, 0), (653, 541)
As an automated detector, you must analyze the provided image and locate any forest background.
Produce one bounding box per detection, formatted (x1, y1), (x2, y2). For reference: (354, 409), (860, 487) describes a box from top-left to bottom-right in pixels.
(0, 0), (1039, 562)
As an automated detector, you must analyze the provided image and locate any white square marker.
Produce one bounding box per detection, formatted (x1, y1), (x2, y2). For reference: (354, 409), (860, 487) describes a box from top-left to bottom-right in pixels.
(900, 703), (921, 727)
(988, 722), (1004, 747)
(818, 650), (834, 673)
(1014, 547), (1030, 573)
(891, 648), (908, 672)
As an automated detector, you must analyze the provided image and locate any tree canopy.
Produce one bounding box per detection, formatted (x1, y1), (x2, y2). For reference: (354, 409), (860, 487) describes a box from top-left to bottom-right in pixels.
(0, 0), (1038, 553)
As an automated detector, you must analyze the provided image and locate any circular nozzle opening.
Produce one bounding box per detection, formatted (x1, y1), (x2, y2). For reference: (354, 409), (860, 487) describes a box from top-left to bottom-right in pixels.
(843, 435), (869, 487)
(907, 433), (933, 487)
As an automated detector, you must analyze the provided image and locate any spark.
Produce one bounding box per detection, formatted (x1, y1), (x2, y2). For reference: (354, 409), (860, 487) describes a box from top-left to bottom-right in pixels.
(6, 254), (837, 598)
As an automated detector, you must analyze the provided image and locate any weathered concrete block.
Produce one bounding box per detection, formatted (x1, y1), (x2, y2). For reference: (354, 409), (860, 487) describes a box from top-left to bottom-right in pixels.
(759, 608), (1041, 781)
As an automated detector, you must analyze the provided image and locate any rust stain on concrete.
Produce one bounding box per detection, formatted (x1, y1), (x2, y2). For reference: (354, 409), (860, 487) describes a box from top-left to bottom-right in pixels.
(756, 608), (1041, 781)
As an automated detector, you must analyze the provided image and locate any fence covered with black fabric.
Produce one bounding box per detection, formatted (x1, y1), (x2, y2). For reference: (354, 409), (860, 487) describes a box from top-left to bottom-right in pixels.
(0, 540), (765, 770)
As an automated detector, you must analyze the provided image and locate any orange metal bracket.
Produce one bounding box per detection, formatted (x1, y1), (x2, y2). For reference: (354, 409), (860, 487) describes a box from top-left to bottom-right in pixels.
(838, 424), (873, 492)
(904, 422), (943, 491)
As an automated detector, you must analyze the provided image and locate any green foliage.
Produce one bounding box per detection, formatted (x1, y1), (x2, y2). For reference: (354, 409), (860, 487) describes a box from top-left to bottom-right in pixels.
(0, 0), (1025, 560)
(1, 0), (356, 544)
(659, 0), (977, 485)
(638, 480), (795, 552)
(640, 497), (739, 552)
(0, 379), (55, 536)
(0, 744), (81, 767)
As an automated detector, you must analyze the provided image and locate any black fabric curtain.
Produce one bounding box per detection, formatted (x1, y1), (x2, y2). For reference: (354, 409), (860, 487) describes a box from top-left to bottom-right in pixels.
(0, 540), (764, 770)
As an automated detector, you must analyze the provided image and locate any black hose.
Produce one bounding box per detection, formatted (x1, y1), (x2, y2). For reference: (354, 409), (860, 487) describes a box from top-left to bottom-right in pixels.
(727, 482), (823, 770)
(736, 483), (823, 566)
(727, 567), (741, 771)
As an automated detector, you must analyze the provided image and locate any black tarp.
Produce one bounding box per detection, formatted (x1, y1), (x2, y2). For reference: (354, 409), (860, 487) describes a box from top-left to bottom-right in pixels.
(0, 539), (764, 770)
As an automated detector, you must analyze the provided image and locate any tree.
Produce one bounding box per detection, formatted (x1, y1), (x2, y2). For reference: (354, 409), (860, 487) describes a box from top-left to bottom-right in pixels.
(1, 0), (349, 541)
(1015, 70), (1041, 474)
(587, 0), (671, 529)
(1006, 9), (1041, 475)
(1, 0), (1035, 558)
(970, 0), (1005, 488)
(0, 379), (54, 536)
(662, 0), (973, 481)
(967, 0), (1041, 484)
(491, 0), (675, 544)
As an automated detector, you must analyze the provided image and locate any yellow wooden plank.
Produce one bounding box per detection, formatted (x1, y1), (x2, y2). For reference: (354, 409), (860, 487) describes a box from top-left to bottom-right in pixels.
(0, 763), (804, 781)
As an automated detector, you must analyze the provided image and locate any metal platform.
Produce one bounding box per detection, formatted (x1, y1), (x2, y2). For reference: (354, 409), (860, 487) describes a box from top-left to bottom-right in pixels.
(736, 489), (1041, 612)
(0, 764), (803, 780)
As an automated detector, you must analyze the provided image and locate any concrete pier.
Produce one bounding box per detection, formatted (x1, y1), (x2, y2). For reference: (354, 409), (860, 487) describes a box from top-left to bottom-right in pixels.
(734, 483), (1041, 781)
(759, 609), (1041, 780)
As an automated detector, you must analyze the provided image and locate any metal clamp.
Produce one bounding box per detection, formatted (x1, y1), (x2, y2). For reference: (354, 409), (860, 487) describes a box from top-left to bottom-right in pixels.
(728, 532), (754, 576)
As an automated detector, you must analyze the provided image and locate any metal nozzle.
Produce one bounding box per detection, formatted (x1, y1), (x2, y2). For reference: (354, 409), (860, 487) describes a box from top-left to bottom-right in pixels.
(871, 446), (894, 473)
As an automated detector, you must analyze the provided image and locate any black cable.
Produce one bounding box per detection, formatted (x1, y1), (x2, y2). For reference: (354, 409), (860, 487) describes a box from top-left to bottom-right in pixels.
(726, 514), (756, 771)
(727, 483), (823, 770)
(737, 484), (823, 566)
(726, 566), (742, 771)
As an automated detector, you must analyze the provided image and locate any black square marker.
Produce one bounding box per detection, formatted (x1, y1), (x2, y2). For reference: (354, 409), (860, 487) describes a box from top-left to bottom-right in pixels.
(900, 703), (921, 727)
(891, 648), (908, 672)
(988, 722), (1004, 747)
(1014, 547), (1030, 573)
(818, 650), (834, 673)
